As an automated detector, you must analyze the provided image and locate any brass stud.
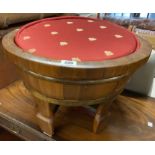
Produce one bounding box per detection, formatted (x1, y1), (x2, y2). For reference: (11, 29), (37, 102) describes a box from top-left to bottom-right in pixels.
(104, 51), (114, 56)
(76, 28), (84, 32)
(51, 31), (59, 35)
(99, 25), (107, 29)
(44, 24), (51, 27)
(27, 48), (36, 53)
(72, 57), (81, 62)
(23, 36), (31, 40)
(87, 20), (94, 23)
(67, 21), (73, 24)
(59, 42), (68, 46)
(114, 34), (123, 38)
(88, 37), (97, 41)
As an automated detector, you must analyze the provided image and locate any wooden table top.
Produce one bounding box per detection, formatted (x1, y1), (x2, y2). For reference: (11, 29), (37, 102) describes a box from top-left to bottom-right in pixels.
(0, 80), (155, 141)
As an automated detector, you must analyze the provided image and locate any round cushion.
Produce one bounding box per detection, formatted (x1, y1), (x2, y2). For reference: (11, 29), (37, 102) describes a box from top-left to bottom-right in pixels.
(15, 16), (139, 62)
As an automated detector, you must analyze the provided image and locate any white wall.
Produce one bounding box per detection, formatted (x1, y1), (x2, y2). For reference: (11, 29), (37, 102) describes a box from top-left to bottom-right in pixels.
(126, 50), (155, 98)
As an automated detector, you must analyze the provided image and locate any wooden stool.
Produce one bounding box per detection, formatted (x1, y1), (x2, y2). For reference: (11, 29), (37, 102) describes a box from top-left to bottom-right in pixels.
(2, 16), (152, 137)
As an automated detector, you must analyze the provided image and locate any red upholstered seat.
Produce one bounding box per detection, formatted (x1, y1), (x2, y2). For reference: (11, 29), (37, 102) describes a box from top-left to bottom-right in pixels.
(15, 16), (140, 62)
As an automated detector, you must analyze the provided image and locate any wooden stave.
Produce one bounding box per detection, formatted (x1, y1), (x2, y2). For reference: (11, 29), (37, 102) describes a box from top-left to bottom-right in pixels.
(2, 30), (152, 106)
(18, 69), (129, 105)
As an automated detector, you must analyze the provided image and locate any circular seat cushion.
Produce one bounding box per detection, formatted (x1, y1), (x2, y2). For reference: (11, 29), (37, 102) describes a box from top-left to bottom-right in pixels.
(15, 16), (140, 62)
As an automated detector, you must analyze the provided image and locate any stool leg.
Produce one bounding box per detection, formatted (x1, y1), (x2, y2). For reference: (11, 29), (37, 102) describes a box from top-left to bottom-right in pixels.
(93, 101), (112, 133)
(34, 98), (58, 137)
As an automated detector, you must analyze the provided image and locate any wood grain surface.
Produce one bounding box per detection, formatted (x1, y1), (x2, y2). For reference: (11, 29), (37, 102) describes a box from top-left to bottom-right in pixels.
(0, 81), (155, 141)
(0, 127), (21, 141)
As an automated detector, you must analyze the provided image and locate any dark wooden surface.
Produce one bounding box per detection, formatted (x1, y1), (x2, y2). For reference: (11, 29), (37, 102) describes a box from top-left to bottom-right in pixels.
(0, 26), (19, 89)
(0, 127), (21, 141)
(0, 81), (53, 140)
(0, 80), (155, 141)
